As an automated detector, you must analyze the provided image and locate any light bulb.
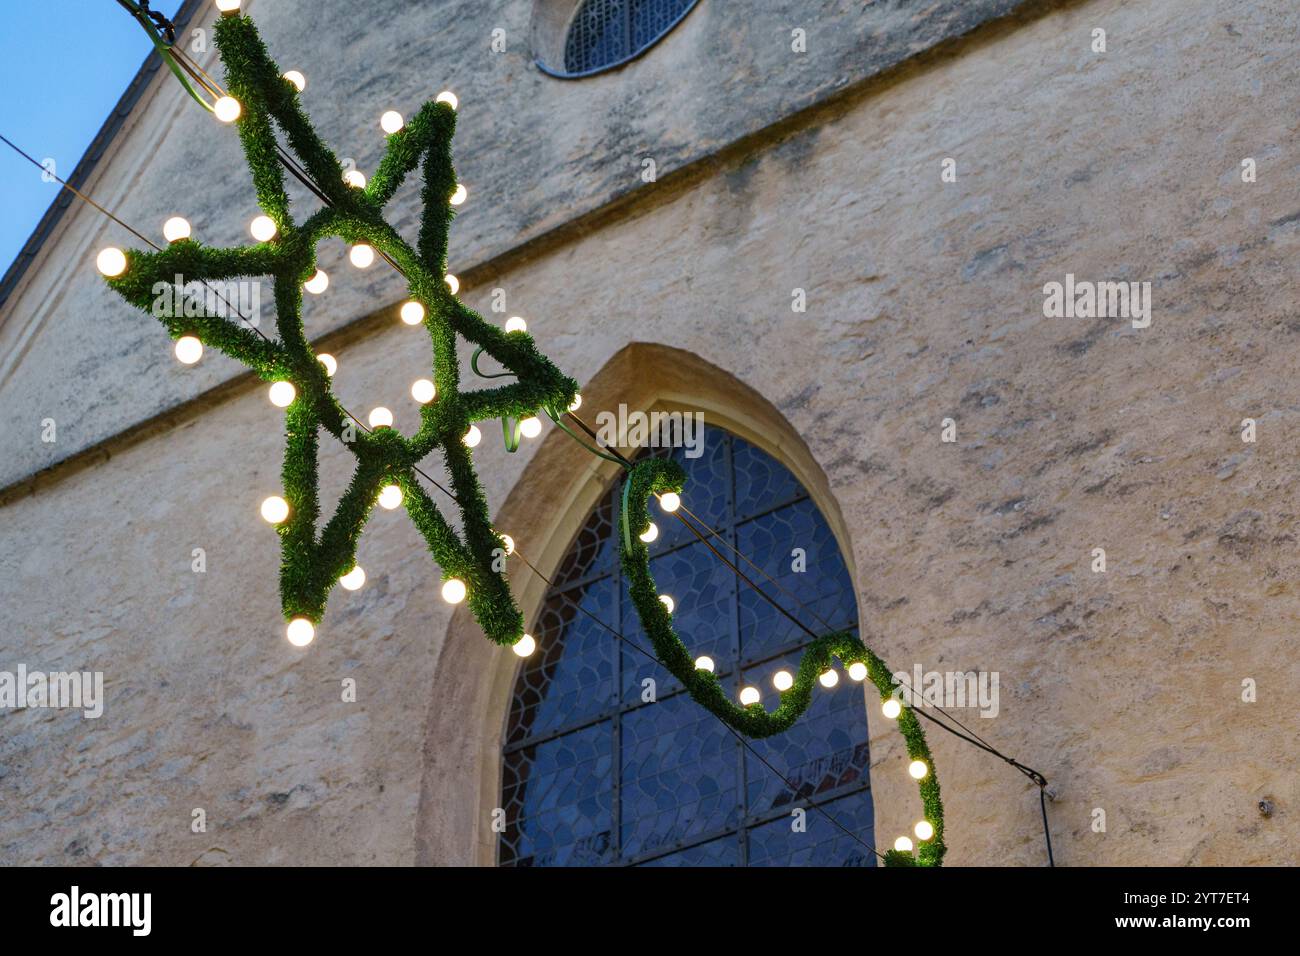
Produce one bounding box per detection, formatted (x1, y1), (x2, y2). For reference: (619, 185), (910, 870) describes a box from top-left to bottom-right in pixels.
(96, 247), (127, 277)
(368, 406), (393, 428)
(773, 670), (793, 692)
(317, 353), (337, 376)
(498, 534), (515, 555)
(380, 110), (404, 134)
(304, 269), (328, 294)
(504, 316), (527, 333)
(260, 495), (290, 524)
(174, 335), (203, 364)
(445, 273), (459, 295)
(349, 244), (375, 268)
(908, 759), (928, 780)
(269, 381), (296, 407)
(519, 416), (542, 438)
(215, 0), (241, 12)
(739, 686), (760, 706)
(658, 492), (681, 513)
(163, 216), (191, 242)
(286, 617), (315, 647)
(249, 215), (277, 241)
(339, 566), (365, 591)
(512, 633), (536, 658)
(848, 661), (868, 681)
(819, 669), (839, 689)
(377, 485), (403, 510)
(400, 300), (425, 325)
(463, 424), (481, 448)
(442, 578), (467, 604)
(436, 90), (458, 110)
(282, 70), (305, 92)
(639, 522), (658, 543)
(343, 169), (367, 189)
(214, 96), (241, 123)
(568, 394), (582, 412)
(882, 698), (902, 720)
(450, 183), (467, 206)
(894, 836), (914, 854)
(411, 379), (435, 403)
(694, 655), (714, 673)
(659, 595), (674, 614)
(914, 820), (935, 841)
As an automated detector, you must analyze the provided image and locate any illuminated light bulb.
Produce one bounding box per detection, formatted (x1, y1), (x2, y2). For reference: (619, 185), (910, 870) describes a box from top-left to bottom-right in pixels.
(882, 698), (902, 720)
(436, 90), (458, 110)
(908, 759), (928, 780)
(215, 0), (241, 12)
(411, 379), (435, 404)
(441, 578), (467, 604)
(739, 686), (761, 706)
(96, 247), (127, 277)
(260, 495), (290, 524)
(568, 394), (582, 412)
(174, 335), (203, 364)
(694, 655), (715, 673)
(498, 534), (515, 555)
(444, 273), (459, 295)
(848, 661), (868, 682)
(214, 96), (241, 123)
(915, 820), (935, 842)
(377, 484), (403, 510)
(282, 70), (305, 92)
(659, 595), (674, 614)
(400, 300), (425, 325)
(450, 183), (468, 206)
(773, 670), (794, 692)
(162, 216), (191, 242)
(368, 406), (393, 428)
(269, 381), (296, 407)
(819, 669), (839, 689)
(286, 617), (315, 647)
(512, 633), (536, 658)
(463, 424), (481, 448)
(519, 416), (542, 438)
(343, 169), (367, 189)
(894, 836), (914, 854)
(249, 214), (277, 242)
(316, 353), (337, 376)
(504, 316), (527, 333)
(304, 269), (328, 294)
(658, 492), (681, 513)
(339, 566), (365, 591)
(349, 244), (375, 268)
(380, 110), (404, 134)
(638, 522), (659, 544)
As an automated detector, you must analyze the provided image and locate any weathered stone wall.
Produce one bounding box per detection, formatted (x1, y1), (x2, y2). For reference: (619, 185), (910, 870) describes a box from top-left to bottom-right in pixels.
(2, 0), (1297, 865)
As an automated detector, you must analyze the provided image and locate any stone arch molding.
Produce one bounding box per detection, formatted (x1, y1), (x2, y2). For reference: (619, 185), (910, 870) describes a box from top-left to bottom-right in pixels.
(414, 341), (869, 866)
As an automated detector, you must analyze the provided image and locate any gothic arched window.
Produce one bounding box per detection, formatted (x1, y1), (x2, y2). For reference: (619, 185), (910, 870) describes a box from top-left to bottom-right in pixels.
(499, 425), (873, 865)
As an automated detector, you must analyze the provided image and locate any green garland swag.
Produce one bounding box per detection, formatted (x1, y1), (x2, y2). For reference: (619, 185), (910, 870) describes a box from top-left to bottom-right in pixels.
(104, 11), (947, 865)
(619, 457), (945, 866)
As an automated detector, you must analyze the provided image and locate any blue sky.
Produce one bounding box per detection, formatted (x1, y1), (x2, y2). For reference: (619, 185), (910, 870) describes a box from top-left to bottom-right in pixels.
(0, 0), (184, 278)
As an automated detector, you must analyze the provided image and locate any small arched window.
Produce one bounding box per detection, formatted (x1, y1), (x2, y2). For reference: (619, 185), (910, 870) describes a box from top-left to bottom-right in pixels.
(499, 425), (873, 866)
(533, 0), (700, 79)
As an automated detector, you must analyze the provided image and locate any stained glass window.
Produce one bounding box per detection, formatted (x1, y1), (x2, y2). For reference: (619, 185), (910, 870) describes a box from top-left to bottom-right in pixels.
(558, 0), (698, 77)
(499, 426), (872, 866)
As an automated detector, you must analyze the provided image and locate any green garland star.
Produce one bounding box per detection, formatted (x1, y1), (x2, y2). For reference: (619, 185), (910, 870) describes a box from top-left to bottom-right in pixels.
(106, 13), (577, 646)
(104, 10), (945, 865)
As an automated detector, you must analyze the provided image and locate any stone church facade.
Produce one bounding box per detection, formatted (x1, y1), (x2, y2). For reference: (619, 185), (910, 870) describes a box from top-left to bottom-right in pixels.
(0, 0), (1295, 865)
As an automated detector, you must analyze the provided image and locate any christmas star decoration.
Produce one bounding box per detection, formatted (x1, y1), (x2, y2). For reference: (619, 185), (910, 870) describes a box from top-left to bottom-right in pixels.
(105, 13), (577, 647)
